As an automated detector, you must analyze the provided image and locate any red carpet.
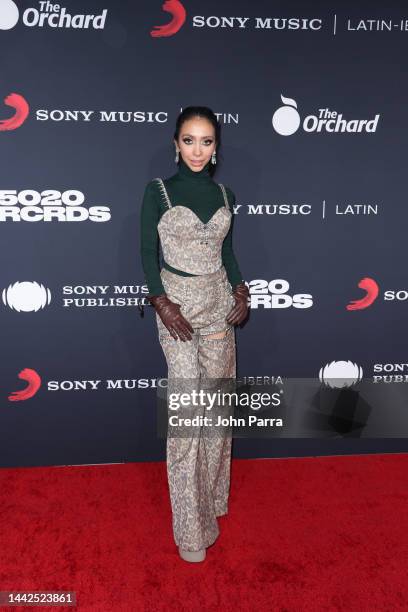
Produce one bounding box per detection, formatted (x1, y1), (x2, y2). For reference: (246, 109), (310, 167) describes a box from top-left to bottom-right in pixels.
(1, 454), (408, 611)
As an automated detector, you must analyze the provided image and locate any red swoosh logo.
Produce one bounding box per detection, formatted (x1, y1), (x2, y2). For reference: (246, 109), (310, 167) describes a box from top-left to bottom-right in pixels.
(8, 368), (42, 401)
(0, 92), (30, 131)
(150, 0), (186, 37)
(346, 277), (379, 311)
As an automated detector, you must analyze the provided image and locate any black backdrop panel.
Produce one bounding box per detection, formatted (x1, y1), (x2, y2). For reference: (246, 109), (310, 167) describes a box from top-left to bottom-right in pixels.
(1, 1), (407, 467)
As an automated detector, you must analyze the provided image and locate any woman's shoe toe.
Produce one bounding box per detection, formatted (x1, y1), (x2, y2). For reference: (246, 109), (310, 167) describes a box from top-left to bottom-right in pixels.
(178, 546), (206, 562)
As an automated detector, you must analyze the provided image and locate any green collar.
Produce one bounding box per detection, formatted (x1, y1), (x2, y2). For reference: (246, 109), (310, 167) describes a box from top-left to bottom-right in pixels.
(177, 156), (212, 181)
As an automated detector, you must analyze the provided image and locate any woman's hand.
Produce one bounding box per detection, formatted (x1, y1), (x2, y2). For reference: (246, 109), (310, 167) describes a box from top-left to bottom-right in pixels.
(226, 282), (250, 326)
(147, 293), (194, 341)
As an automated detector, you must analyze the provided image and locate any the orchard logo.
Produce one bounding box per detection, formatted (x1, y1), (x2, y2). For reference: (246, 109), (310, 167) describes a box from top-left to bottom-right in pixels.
(0, 92), (29, 131)
(346, 277), (379, 311)
(2, 281), (51, 312)
(319, 361), (364, 389)
(272, 94), (380, 135)
(150, 0), (186, 37)
(9, 368), (42, 401)
(0, 0), (108, 30)
(0, 0), (18, 29)
(272, 95), (301, 136)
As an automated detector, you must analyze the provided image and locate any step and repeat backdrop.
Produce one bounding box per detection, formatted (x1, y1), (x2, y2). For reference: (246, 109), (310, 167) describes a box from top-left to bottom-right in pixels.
(1, 0), (408, 467)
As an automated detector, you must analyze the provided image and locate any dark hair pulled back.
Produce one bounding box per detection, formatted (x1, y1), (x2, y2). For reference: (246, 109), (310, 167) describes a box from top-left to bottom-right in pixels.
(173, 106), (222, 177)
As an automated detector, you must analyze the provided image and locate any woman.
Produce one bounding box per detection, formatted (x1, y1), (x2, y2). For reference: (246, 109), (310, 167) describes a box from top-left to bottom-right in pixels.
(140, 106), (249, 562)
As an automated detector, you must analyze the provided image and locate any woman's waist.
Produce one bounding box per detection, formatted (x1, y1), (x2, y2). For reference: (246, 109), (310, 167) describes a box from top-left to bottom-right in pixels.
(160, 261), (227, 288)
(162, 260), (199, 277)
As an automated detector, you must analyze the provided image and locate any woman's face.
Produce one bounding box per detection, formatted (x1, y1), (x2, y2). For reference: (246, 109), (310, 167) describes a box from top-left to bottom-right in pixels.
(174, 116), (216, 172)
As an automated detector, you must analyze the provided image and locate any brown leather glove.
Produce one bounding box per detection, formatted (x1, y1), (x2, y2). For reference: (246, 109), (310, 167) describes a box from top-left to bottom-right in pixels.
(226, 282), (250, 326)
(147, 293), (194, 341)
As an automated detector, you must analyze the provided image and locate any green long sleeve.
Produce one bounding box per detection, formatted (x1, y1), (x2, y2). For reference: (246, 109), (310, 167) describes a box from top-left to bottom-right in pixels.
(221, 186), (245, 289)
(140, 180), (166, 296)
(140, 158), (244, 297)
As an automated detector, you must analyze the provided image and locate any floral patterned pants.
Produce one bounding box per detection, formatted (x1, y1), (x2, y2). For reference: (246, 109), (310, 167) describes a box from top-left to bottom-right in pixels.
(156, 266), (237, 551)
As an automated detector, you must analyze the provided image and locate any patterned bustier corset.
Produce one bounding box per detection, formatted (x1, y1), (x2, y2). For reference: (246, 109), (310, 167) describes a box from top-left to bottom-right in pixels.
(155, 178), (232, 275)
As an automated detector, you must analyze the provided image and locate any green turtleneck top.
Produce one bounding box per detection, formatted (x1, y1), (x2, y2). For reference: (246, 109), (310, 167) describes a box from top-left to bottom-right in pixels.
(140, 157), (244, 297)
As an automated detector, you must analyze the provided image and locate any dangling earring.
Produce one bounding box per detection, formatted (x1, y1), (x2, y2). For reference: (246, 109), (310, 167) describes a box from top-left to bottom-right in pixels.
(211, 150), (217, 165)
(175, 148), (179, 163)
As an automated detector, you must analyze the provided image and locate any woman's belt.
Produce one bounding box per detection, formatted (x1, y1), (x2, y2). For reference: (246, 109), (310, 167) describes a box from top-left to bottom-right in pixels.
(162, 260), (199, 277)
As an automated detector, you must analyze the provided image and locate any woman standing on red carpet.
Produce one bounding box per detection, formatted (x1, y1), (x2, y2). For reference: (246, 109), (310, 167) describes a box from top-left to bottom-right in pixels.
(140, 106), (249, 562)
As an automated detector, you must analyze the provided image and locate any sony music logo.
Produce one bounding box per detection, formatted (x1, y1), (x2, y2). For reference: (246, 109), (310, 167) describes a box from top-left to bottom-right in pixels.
(36, 110), (168, 123)
(8, 369), (164, 402)
(192, 16), (323, 30)
(1, 282), (147, 312)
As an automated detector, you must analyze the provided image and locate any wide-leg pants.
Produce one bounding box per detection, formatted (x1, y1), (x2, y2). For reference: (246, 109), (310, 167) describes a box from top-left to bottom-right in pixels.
(156, 265), (237, 551)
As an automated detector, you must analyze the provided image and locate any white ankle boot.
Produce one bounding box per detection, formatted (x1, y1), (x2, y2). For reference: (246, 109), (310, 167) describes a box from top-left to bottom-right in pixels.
(178, 546), (206, 562)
